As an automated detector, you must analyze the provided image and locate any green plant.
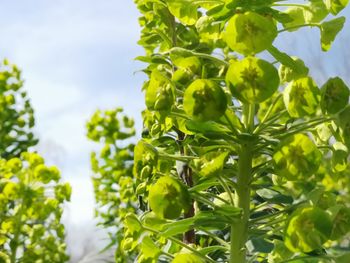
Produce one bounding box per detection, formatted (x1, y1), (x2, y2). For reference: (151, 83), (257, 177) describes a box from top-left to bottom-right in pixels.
(0, 152), (71, 262)
(0, 59), (38, 159)
(0, 60), (70, 263)
(86, 108), (138, 262)
(91, 0), (350, 262)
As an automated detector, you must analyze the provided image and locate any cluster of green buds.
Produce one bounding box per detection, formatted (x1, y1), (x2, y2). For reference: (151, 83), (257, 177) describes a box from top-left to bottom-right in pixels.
(0, 59), (37, 159)
(0, 152), (70, 262)
(86, 108), (139, 262)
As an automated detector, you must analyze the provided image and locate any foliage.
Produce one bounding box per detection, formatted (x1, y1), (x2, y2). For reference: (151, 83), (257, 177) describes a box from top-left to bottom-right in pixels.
(90, 0), (350, 262)
(0, 152), (71, 263)
(0, 59), (38, 159)
(86, 108), (138, 262)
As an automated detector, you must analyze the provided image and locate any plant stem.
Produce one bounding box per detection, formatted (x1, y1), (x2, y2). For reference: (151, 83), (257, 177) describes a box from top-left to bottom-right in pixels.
(10, 203), (24, 263)
(278, 23), (320, 33)
(230, 104), (254, 263)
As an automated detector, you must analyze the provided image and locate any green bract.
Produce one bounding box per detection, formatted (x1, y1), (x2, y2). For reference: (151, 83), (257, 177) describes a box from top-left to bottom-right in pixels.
(273, 134), (322, 180)
(172, 56), (201, 85)
(320, 77), (349, 114)
(226, 57), (279, 103)
(225, 12), (277, 55)
(278, 57), (309, 83)
(338, 106), (350, 147)
(149, 176), (190, 219)
(183, 79), (227, 122)
(283, 77), (320, 118)
(172, 252), (204, 263)
(133, 140), (158, 179)
(285, 207), (332, 253)
(325, 0), (349, 15)
(145, 69), (174, 112)
(329, 206), (350, 240)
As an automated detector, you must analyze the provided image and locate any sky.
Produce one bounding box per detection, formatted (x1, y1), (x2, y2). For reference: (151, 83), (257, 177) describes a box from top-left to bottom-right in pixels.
(0, 0), (348, 261)
(0, 0), (145, 260)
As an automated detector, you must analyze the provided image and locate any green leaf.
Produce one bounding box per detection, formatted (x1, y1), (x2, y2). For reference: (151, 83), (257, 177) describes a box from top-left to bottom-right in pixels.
(268, 46), (305, 75)
(165, 0), (198, 25)
(124, 213), (143, 235)
(193, 151), (229, 177)
(198, 245), (228, 255)
(185, 120), (231, 134)
(161, 217), (195, 237)
(256, 188), (293, 204)
(320, 16), (346, 51)
(246, 237), (274, 253)
(141, 235), (161, 259)
(324, 0), (349, 15)
(337, 252), (350, 263)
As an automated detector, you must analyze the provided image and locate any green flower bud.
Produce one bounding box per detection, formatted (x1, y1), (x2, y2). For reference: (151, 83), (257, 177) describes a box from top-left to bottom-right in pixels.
(6, 158), (22, 173)
(149, 176), (190, 219)
(273, 134), (322, 180)
(283, 77), (320, 118)
(320, 77), (349, 114)
(145, 70), (174, 112)
(225, 12), (277, 55)
(285, 206), (332, 253)
(226, 57), (279, 103)
(133, 140), (158, 179)
(183, 79), (227, 122)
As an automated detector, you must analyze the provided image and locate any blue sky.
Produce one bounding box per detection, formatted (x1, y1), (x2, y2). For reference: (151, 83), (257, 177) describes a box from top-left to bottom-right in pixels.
(0, 0), (348, 260)
(0, 0), (145, 226)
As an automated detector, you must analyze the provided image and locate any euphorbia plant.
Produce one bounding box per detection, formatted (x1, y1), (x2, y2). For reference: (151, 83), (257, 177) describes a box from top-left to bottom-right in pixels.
(110, 0), (350, 262)
(0, 59), (38, 159)
(87, 108), (138, 261)
(0, 152), (71, 262)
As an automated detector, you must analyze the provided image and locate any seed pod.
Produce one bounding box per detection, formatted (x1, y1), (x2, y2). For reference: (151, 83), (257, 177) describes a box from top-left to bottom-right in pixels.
(149, 176), (190, 219)
(183, 79), (227, 122)
(145, 70), (174, 112)
(225, 12), (277, 55)
(226, 57), (279, 103)
(285, 206), (332, 253)
(273, 134), (322, 181)
(283, 77), (320, 118)
(320, 77), (349, 114)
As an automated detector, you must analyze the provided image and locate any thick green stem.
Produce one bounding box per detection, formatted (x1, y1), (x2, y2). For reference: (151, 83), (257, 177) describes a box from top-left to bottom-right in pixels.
(230, 145), (253, 263)
(10, 204), (24, 263)
(230, 104), (254, 263)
